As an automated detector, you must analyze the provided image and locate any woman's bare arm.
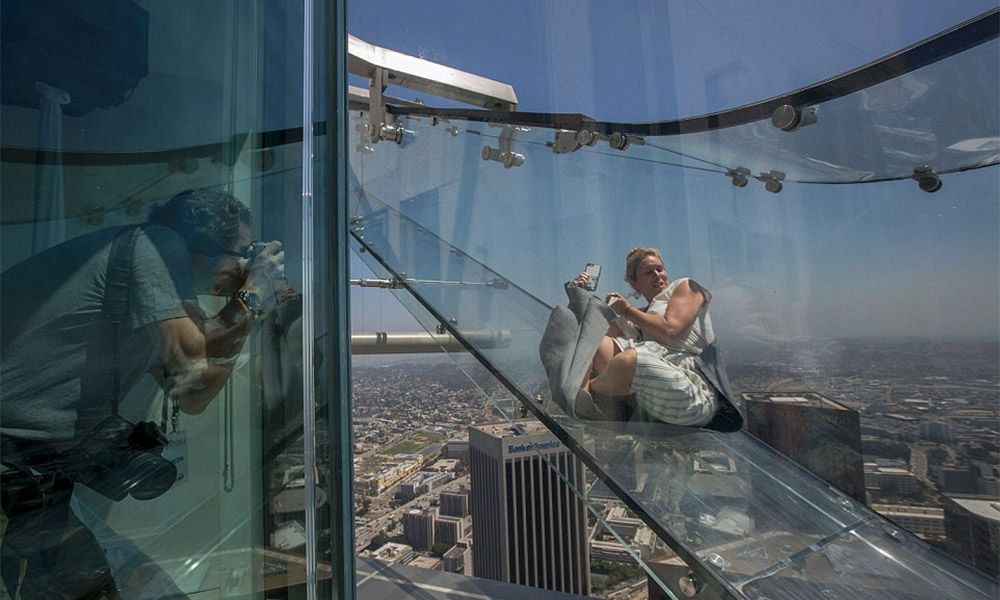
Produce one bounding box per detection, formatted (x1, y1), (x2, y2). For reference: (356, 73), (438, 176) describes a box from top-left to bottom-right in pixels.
(613, 279), (705, 346)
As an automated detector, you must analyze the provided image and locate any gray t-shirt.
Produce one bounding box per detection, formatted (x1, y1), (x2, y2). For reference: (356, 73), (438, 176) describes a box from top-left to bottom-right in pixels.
(1, 225), (196, 443)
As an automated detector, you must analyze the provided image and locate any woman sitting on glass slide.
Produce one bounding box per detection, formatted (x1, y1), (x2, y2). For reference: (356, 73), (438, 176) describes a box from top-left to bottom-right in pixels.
(574, 247), (719, 428)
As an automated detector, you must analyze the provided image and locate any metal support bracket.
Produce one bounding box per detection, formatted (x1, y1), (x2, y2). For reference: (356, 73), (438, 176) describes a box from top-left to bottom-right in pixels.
(351, 329), (512, 354)
(365, 67), (404, 144)
(482, 124), (525, 168)
(350, 277), (406, 289)
(756, 169), (786, 193)
(912, 165), (942, 193)
(349, 275), (509, 290)
(551, 129), (600, 154)
(608, 132), (645, 151)
(726, 167), (751, 188)
(771, 104), (818, 132)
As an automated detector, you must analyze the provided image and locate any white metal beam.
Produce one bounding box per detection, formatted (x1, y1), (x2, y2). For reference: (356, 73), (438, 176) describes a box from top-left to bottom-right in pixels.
(348, 34), (518, 111)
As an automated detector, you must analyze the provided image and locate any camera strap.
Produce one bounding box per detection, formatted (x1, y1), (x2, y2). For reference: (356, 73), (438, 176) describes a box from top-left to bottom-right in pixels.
(102, 225), (144, 417)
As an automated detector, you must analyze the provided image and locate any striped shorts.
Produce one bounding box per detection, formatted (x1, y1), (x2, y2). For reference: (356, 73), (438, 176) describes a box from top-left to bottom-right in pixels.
(630, 343), (717, 427)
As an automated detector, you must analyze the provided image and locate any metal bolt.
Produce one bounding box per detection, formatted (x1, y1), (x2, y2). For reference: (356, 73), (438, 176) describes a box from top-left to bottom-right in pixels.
(380, 124), (403, 144)
(678, 572), (703, 597)
(912, 166), (942, 193)
(84, 204), (106, 227)
(758, 170), (785, 194)
(772, 104), (801, 131)
(502, 151), (524, 168)
(609, 132), (630, 151)
(772, 104), (818, 132)
(727, 168), (750, 188)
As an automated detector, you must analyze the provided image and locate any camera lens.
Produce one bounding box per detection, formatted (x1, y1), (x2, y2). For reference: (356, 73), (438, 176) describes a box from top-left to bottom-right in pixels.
(120, 452), (178, 500)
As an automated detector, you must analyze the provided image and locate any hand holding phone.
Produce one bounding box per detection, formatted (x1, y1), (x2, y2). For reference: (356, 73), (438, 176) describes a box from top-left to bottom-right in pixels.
(583, 263), (601, 291)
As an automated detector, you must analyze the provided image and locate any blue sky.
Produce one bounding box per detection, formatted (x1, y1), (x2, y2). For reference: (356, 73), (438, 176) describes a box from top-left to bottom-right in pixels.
(347, 1), (999, 343)
(349, 1), (995, 120)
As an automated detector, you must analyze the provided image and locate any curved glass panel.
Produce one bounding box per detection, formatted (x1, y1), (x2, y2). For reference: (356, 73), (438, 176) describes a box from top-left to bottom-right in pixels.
(0, 3), (345, 599)
(641, 37), (999, 183)
(348, 31), (999, 599)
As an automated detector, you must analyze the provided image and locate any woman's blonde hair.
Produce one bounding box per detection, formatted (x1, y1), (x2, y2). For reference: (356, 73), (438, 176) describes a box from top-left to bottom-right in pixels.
(625, 246), (662, 283)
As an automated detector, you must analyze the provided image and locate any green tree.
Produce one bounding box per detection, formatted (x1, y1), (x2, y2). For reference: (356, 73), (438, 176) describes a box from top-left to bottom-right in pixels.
(393, 491), (417, 506)
(862, 439), (910, 461)
(367, 534), (388, 551)
(431, 542), (452, 556)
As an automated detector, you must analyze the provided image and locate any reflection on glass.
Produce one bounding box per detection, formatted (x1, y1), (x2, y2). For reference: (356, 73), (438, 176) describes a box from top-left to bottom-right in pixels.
(0, 3), (333, 599)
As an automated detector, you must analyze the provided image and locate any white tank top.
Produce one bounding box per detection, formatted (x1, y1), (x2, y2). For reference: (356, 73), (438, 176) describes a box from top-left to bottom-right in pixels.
(615, 277), (714, 355)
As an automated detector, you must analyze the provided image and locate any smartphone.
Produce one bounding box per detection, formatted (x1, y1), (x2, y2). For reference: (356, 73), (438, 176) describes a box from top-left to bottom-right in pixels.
(584, 263), (601, 291)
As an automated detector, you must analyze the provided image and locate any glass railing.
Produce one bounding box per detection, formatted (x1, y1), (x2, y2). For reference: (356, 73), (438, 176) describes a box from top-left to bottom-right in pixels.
(348, 13), (999, 599)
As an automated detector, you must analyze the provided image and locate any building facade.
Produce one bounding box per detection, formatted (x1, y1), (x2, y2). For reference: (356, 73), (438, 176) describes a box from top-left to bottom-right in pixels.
(434, 515), (471, 548)
(469, 421), (591, 595)
(443, 539), (474, 576)
(744, 392), (866, 502)
(402, 508), (437, 551)
(440, 491), (471, 518)
(943, 494), (1000, 577)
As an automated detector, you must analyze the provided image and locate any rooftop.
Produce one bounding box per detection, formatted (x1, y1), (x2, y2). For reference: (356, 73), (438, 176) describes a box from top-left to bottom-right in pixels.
(947, 495), (1000, 522)
(470, 419), (551, 439)
(742, 391), (852, 411)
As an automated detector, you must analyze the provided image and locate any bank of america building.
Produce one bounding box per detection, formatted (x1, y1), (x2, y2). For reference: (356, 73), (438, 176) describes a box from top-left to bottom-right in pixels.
(469, 421), (590, 596)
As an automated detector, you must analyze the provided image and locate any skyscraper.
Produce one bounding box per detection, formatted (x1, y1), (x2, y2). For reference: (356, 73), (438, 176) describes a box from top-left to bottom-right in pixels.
(743, 392), (866, 502)
(443, 539), (474, 576)
(440, 491), (470, 518)
(943, 494), (1000, 577)
(402, 508), (436, 551)
(435, 515), (471, 548)
(469, 420), (590, 596)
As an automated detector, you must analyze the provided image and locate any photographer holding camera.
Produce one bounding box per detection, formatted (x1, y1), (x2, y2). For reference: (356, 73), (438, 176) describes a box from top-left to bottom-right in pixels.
(1, 188), (284, 599)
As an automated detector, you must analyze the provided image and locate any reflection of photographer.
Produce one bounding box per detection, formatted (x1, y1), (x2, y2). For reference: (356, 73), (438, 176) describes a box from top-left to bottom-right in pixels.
(0, 188), (283, 599)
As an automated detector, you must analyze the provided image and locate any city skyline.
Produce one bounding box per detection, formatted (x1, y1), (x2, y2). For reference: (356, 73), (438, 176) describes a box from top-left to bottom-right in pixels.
(351, 336), (998, 587)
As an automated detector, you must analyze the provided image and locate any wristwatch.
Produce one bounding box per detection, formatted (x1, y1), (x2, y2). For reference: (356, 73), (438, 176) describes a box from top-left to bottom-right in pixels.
(234, 290), (264, 318)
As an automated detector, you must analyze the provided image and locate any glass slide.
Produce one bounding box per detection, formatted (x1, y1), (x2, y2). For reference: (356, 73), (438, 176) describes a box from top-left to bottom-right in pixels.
(348, 20), (999, 600)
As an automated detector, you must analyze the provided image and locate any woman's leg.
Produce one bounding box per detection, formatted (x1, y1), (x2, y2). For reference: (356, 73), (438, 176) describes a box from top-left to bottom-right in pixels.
(590, 336), (617, 377)
(581, 336), (618, 390)
(589, 348), (637, 397)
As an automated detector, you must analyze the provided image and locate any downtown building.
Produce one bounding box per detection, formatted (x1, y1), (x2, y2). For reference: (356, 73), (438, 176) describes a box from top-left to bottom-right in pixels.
(402, 508), (436, 551)
(943, 494), (1000, 577)
(743, 392), (866, 502)
(440, 490), (471, 518)
(469, 421), (590, 596)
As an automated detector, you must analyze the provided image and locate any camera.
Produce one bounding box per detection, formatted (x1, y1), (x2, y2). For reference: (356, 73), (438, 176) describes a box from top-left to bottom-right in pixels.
(69, 416), (178, 501)
(243, 240), (267, 260)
